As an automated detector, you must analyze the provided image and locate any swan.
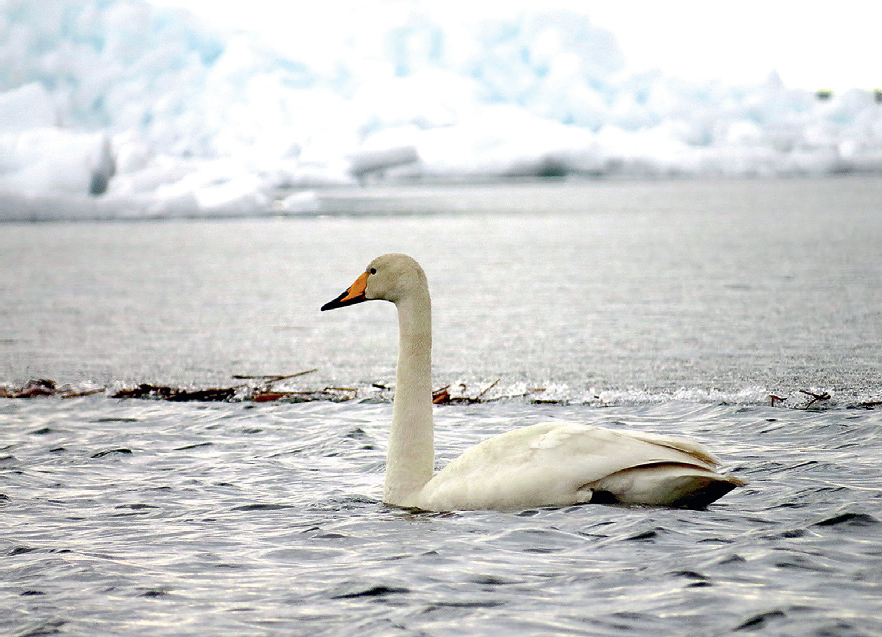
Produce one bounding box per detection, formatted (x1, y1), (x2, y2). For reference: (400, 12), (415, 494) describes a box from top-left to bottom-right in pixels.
(321, 253), (745, 511)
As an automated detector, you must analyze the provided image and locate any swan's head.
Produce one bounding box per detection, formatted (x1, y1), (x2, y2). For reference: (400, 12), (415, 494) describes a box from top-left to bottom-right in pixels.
(321, 253), (427, 311)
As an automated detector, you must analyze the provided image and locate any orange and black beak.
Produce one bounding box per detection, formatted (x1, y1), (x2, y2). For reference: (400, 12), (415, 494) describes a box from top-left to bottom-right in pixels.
(321, 271), (370, 311)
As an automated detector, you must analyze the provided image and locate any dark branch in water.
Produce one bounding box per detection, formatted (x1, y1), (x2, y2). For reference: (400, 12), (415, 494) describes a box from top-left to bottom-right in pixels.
(252, 388), (354, 403)
(799, 389), (831, 408)
(111, 384), (235, 402)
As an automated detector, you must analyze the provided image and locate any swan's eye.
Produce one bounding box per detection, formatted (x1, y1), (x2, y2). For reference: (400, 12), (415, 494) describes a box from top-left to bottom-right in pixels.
(369, 267), (377, 275)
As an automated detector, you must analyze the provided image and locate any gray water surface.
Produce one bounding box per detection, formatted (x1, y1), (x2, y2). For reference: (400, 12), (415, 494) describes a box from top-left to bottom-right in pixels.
(2, 177), (880, 401)
(3, 399), (881, 636)
(2, 177), (882, 636)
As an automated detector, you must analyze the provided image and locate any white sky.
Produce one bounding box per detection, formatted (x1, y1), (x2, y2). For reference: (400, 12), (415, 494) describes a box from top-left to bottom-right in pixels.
(149, 0), (880, 90)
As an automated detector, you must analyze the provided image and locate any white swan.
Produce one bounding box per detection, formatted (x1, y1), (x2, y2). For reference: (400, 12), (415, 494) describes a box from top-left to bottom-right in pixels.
(322, 253), (745, 511)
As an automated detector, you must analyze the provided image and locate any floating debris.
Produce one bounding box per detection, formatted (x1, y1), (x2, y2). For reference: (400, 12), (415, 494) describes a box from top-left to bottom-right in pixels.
(799, 389), (831, 409)
(1, 377), (876, 409)
(106, 369), (359, 404)
(433, 380), (499, 404)
(251, 388), (356, 403)
(768, 389), (835, 410)
(0, 375), (548, 405)
(769, 394), (788, 407)
(110, 384), (235, 402)
(431, 379), (556, 404)
(0, 379), (105, 399)
(252, 391), (290, 403)
(109, 369), (323, 402)
(12, 378), (56, 398)
(232, 369), (318, 386)
(431, 385), (456, 404)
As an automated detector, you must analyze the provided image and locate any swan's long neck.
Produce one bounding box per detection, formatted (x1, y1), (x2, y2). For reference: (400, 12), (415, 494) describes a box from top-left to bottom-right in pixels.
(384, 288), (434, 506)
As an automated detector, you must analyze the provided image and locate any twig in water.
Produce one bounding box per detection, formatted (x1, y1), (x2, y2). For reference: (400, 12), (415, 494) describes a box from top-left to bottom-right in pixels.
(61, 388), (106, 399)
(432, 385), (451, 404)
(232, 369), (318, 383)
(799, 389), (831, 408)
(475, 379), (500, 400)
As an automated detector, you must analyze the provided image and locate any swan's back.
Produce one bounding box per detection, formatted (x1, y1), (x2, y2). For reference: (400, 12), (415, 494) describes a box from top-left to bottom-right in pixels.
(414, 422), (745, 511)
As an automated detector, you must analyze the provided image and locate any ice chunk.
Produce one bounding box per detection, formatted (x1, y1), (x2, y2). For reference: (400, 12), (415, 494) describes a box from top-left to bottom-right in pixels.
(0, 128), (115, 195)
(0, 83), (56, 130)
(0, 0), (880, 218)
(275, 191), (320, 215)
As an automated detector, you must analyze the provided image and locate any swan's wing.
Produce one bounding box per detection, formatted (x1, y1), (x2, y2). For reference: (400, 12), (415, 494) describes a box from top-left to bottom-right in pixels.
(601, 427), (722, 466)
(417, 423), (741, 511)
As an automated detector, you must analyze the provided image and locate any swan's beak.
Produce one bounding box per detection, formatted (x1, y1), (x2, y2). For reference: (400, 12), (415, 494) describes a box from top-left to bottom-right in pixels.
(321, 271), (369, 311)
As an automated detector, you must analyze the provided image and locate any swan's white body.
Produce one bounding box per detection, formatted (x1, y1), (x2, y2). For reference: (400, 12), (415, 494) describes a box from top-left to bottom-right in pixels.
(322, 254), (744, 511)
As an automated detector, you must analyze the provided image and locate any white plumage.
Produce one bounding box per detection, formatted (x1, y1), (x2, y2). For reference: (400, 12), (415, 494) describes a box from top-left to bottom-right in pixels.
(322, 253), (744, 511)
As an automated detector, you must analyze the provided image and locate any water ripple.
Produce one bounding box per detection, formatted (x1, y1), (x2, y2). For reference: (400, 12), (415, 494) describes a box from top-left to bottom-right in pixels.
(1, 397), (881, 636)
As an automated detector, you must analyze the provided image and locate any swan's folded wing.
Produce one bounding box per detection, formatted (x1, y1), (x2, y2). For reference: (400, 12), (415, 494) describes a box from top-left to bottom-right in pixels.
(609, 428), (721, 466)
(416, 423), (740, 511)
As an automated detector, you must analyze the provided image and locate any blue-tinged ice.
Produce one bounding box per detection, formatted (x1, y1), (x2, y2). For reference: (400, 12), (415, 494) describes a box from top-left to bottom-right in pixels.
(1, 0), (881, 219)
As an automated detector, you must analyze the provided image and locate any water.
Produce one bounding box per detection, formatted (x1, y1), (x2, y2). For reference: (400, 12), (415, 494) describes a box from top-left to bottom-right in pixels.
(2, 177), (882, 636)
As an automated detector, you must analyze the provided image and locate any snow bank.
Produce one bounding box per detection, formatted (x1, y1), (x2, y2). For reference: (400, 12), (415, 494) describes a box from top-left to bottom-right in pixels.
(1, 0), (881, 219)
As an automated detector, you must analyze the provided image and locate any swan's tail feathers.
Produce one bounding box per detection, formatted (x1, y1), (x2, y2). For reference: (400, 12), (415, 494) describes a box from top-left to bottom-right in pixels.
(656, 472), (746, 509)
(586, 462), (747, 509)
